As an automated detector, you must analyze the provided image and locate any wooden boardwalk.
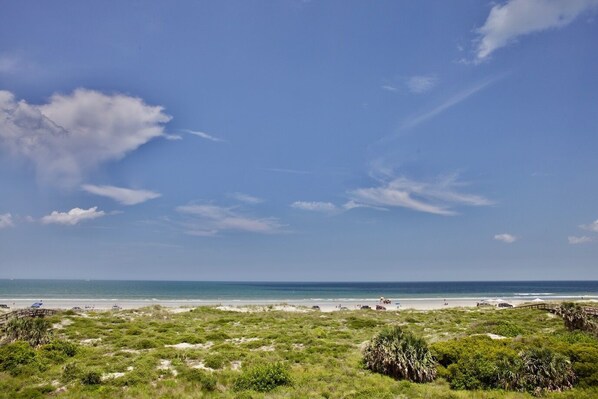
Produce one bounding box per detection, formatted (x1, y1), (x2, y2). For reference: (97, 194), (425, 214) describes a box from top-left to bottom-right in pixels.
(517, 303), (598, 317)
(0, 308), (58, 326)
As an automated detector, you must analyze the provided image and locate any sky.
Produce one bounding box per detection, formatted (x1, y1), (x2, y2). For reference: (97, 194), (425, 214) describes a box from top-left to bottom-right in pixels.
(0, 0), (597, 281)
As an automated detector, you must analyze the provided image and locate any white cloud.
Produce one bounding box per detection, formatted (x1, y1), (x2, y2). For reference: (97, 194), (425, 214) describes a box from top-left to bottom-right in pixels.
(82, 184), (161, 205)
(0, 89), (171, 186)
(568, 235), (593, 245)
(291, 201), (338, 213)
(381, 85), (398, 92)
(348, 175), (493, 216)
(41, 207), (106, 225)
(494, 233), (517, 243)
(0, 213), (14, 229)
(580, 219), (598, 232)
(183, 129), (224, 142)
(476, 0), (598, 61)
(406, 75), (437, 94)
(163, 134), (183, 140)
(230, 193), (264, 204)
(177, 204), (282, 235)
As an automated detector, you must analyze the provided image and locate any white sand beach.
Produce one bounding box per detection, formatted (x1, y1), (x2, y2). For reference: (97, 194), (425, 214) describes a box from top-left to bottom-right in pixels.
(1, 296), (588, 312)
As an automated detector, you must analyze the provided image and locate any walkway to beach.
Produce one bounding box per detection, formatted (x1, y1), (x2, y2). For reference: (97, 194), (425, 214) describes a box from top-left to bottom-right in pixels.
(518, 303), (598, 317)
(0, 308), (58, 326)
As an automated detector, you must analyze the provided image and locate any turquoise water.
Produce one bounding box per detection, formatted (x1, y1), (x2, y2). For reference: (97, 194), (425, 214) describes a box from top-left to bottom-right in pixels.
(0, 280), (597, 301)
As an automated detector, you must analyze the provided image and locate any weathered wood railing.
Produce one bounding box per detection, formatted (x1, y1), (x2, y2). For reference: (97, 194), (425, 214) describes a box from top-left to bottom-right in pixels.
(0, 308), (58, 326)
(517, 303), (598, 317)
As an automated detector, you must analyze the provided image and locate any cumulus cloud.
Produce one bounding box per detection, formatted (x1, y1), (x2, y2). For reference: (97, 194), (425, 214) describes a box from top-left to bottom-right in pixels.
(177, 204), (282, 235)
(291, 201), (338, 213)
(41, 207), (106, 225)
(348, 175), (493, 216)
(183, 129), (224, 142)
(580, 219), (598, 232)
(494, 233), (517, 243)
(82, 184), (161, 205)
(229, 193), (263, 204)
(0, 89), (171, 186)
(476, 0), (598, 61)
(0, 213), (14, 229)
(406, 75), (437, 94)
(568, 235), (593, 245)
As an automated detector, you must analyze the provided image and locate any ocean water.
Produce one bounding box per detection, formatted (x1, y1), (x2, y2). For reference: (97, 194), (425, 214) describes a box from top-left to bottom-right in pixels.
(0, 280), (597, 302)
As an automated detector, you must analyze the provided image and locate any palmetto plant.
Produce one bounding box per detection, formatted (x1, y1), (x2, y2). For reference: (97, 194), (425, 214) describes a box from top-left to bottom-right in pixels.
(363, 326), (436, 383)
(555, 302), (597, 334)
(2, 317), (52, 347)
(518, 348), (575, 394)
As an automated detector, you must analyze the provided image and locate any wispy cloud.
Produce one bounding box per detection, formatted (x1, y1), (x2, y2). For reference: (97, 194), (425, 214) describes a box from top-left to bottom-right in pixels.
(381, 85), (398, 92)
(163, 134), (183, 141)
(229, 193), (264, 204)
(0, 213), (14, 229)
(494, 233), (517, 243)
(41, 207), (106, 225)
(82, 184), (161, 205)
(401, 76), (502, 131)
(291, 201), (338, 213)
(177, 203), (282, 235)
(406, 75), (437, 94)
(580, 219), (598, 232)
(475, 0), (598, 61)
(568, 235), (593, 245)
(348, 174), (493, 216)
(182, 129), (225, 142)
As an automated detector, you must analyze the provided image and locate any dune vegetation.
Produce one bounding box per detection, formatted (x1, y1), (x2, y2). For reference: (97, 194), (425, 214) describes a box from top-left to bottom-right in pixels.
(1, 304), (598, 398)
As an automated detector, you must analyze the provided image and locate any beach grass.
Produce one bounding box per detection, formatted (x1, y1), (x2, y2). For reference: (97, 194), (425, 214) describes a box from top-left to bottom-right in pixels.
(1, 305), (597, 398)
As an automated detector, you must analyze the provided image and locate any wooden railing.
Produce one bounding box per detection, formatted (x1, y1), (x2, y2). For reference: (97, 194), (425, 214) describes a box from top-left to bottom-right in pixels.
(517, 303), (598, 316)
(0, 308), (58, 325)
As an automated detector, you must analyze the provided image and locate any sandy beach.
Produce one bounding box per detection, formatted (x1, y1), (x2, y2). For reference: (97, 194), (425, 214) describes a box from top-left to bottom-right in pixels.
(2, 296), (591, 312)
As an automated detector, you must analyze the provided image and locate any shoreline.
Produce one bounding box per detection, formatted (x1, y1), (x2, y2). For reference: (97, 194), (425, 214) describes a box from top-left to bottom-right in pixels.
(1, 296), (594, 312)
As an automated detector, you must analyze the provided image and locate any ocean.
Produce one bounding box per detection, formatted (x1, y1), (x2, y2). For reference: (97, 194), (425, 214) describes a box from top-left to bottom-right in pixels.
(1, 280), (597, 302)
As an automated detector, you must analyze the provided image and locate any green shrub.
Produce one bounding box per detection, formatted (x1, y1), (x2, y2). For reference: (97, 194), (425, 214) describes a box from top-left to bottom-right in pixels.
(2, 317), (52, 346)
(183, 369), (217, 391)
(492, 321), (525, 337)
(0, 341), (38, 376)
(13, 385), (54, 399)
(556, 303), (598, 335)
(206, 331), (230, 341)
(347, 317), (379, 329)
(81, 370), (102, 385)
(62, 362), (82, 382)
(204, 354), (225, 369)
(433, 337), (575, 393)
(363, 326), (436, 383)
(42, 340), (78, 362)
(566, 344), (598, 388)
(518, 347), (575, 393)
(234, 362), (292, 392)
(134, 338), (158, 349)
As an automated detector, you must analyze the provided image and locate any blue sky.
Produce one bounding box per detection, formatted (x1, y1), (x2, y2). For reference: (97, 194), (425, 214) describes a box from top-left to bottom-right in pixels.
(1, 0), (597, 281)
